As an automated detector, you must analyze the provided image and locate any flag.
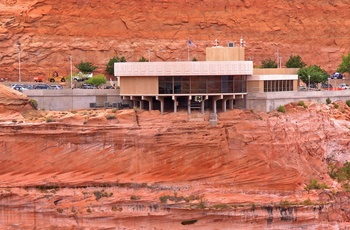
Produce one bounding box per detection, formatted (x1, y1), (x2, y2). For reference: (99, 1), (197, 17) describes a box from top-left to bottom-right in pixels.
(188, 39), (197, 48)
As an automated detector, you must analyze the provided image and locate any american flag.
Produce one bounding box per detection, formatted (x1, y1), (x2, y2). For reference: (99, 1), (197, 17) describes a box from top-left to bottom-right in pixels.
(188, 39), (197, 48)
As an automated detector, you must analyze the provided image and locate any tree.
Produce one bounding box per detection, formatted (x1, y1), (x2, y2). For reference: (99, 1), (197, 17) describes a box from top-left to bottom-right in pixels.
(336, 52), (350, 75)
(285, 55), (306, 68)
(298, 65), (328, 86)
(86, 74), (107, 87)
(138, 56), (148, 62)
(192, 57), (198, 61)
(75, 61), (97, 74)
(261, 58), (277, 68)
(106, 55), (126, 75)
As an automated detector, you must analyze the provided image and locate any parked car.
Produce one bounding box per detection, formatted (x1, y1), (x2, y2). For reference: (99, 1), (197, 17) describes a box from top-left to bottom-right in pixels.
(12, 85), (24, 92)
(33, 84), (52, 90)
(81, 84), (95, 89)
(339, 83), (350, 90)
(321, 83), (333, 90)
(331, 72), (343, 79)
(11, 84), (24, 89)
(51, 85), (63, 90)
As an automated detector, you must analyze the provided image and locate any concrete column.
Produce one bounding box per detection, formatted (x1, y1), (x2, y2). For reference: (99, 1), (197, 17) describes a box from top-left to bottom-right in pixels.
(142, 96), (154, 111)
(187, 96), (191, 114)
(212, 95), (223, 114)
(156, 96), (164, 114)
(201, 100), (205, 114)
(172, 96), (178, 113)
(229, 99), (234, 110)
(140, 100), (144, 110)
(130, 96), (142, 109)
(222, 99), (227, 112)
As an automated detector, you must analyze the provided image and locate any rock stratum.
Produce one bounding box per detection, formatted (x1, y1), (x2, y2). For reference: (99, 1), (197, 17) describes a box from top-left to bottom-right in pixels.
(1, 85), (350, 229)
(0, 0), (349, 81)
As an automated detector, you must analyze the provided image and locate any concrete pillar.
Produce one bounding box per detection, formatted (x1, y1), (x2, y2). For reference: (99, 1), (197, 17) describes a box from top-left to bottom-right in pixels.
(229, 99), (234, 110)
(140, 100), (144, 110)
(222, 99), (227, 112)
(172, 96), (178, 113)
(187, 96), (191, 114)
(212, 95), (223, 114)
(201, 100), (205, 114)
(142, 96), (154, 111)
(130, 96), (142, 109)
(156, 96), (164, 114)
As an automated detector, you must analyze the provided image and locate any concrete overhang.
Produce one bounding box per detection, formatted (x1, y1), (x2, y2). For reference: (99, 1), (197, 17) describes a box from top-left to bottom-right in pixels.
(114, 61), (253, 77)
(248, 74), (298, 81)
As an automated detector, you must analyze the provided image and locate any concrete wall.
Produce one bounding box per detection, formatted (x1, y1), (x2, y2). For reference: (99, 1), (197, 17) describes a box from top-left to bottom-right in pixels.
(120, 76), (158, 95)
(205, 47), (245, 61)
(253, 68), (299, 75)
(24, 89), (122, 111)
(247, 90), (350, 112)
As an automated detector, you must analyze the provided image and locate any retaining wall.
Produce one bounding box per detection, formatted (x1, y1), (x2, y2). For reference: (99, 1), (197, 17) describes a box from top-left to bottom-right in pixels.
(24, 89), (122, 111)
(247, 90), (350, 112)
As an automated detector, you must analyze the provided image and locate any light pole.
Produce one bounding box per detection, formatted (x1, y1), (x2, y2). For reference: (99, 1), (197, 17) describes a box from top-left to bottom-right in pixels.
(308, 75), (310, 91)
(69, 55), (73, 88)
(17, 41), (21, 82)
(148, 49), (150, 62)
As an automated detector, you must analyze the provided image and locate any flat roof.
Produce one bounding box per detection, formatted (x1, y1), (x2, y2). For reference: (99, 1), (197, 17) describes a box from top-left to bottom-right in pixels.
(114, 61), (253, 77)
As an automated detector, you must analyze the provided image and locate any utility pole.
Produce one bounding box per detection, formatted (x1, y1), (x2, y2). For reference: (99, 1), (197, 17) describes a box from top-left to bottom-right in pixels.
(69, 55), (73, 88)
(17, 42), (21, 82)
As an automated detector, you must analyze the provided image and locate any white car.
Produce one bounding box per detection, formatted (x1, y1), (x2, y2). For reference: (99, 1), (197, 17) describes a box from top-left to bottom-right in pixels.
(339, 83), (350, 90)
(51, 85), (63, 90)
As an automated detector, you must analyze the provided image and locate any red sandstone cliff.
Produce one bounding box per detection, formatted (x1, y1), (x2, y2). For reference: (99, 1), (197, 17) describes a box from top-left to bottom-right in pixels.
(0, 0), (349, 81)
(1, 85), (350, 228)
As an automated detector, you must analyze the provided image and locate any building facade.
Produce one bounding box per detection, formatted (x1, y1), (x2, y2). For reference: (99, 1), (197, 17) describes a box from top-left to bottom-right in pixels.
(114, 46), (299, 113)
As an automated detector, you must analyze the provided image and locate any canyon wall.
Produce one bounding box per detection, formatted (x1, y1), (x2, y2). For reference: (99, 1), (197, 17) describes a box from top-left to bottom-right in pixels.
(1, 81), (350, 228)
(0, 0), (349, 81)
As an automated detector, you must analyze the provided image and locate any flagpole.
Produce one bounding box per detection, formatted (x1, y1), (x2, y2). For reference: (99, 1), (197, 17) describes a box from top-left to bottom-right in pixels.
(187, 39), (190, 61)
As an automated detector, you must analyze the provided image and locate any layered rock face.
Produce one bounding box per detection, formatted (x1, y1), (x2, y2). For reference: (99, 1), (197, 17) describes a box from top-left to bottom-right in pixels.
(1, 85), (350, 228)
(0, 0), (349, 81)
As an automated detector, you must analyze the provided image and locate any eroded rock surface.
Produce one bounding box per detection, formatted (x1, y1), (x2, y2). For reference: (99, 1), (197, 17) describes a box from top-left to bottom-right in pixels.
(1, 85), (350, 228)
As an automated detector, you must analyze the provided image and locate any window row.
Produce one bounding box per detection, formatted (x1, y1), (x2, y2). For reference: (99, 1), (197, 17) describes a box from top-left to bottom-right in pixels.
(159, 76), (247, 94)
(264, 80), (294, 92)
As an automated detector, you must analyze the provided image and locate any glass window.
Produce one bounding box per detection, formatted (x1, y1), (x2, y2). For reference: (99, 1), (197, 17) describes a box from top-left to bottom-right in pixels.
(159, 76), (173, 94)
(174, 77), (190, 94)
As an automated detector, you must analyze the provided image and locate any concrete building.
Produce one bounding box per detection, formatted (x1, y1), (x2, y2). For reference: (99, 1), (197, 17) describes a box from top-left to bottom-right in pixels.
(114, 45), (299, 113)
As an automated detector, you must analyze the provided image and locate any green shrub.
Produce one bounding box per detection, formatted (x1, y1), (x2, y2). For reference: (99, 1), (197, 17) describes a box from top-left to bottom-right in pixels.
(29, 99), (38, 110)
(159, 196), (168, 203)
(297, 101), (305, 107)
(326, 98), (331, 104)
(280, 200), (292, 207)
(346, 100), (350, 107)
(333, 103), (339, 109)
(277, 105), (286, 113)
(57, 208), (63, 213)
(105, 114), (116, 120)
(35, 185), (60, 193)
(46, 117), (56, 123)
(130, 195), (141, 201)
(305, 179), (328, 191)
(93, 190), (113, 201)
(330, 162), (350, 183)
(302, 198), (313, 205)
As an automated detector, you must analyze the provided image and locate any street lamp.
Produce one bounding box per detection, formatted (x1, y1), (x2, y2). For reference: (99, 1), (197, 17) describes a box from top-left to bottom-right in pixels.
(17, 41), (21, 82)
(148, 49), (150, 62)
(308, 75), (310, 91)
(69, 55), (73, 88)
